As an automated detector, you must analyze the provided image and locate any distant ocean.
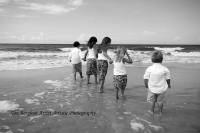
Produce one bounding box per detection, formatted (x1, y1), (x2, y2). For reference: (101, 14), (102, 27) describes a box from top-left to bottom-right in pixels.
(0, 44), (200, 71)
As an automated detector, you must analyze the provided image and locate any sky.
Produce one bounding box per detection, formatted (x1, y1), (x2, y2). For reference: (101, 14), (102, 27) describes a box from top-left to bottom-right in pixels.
(0, 0), (200, 44)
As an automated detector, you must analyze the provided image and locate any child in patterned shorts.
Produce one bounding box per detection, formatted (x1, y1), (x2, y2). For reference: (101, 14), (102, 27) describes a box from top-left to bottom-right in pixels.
(113, 47), (132, 99)
(83, 36), (98, 84)
(97, 37), (113, 93)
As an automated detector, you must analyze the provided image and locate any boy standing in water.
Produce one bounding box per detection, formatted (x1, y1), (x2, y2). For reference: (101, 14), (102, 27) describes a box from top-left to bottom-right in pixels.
(68, 41), (83, 80)
(144, 51), (171, 114)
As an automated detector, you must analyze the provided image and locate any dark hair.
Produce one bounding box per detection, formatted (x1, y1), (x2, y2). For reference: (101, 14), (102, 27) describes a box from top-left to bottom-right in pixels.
(73, 41), (80, 47)
(98, 37), (111, 53)
(87, 36), (97, 49)
(101, 37), (111, 46)
(151, 50), (163, 63)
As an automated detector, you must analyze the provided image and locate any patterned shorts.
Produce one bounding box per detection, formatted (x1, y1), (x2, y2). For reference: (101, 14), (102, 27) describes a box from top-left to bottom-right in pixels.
(147, 90), (166, 104)
(86, 58), (97, 75)
(97, 60), (108, 81)
(72, 62), (82, 73)
(113, 75), (127, 90)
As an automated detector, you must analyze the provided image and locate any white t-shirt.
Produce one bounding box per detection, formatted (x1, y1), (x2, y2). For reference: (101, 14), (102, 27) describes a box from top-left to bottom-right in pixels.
(98, 52), (108, 60)
(68, 48), (82, 64)
(113, 61), (127, 75)
(143, 63), (170, 94)
(87, 48), (96, 59)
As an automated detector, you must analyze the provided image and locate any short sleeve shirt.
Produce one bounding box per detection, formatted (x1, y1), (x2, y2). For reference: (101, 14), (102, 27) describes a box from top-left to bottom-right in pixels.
(144, 63), (170, 94)
(69, 48), (82, 64)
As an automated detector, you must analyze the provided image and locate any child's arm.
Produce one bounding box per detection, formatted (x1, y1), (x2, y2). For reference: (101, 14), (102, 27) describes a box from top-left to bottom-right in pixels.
(123, 49), (133, 64)
(68, 51), (72, 62)
(165, 67), (171, 88)
(78, 49), (83, 60)
(103, 51), (113, 64)
(82, 49), (88, 61)
(93, 44), (99, 59)
(166, 79), (171, 88)
(144, 79), (149, 88)
(143, 67), (150, 90)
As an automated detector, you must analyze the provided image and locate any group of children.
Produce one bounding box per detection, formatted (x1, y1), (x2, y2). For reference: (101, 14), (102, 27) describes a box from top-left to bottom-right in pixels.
(68, 36), (171, 114)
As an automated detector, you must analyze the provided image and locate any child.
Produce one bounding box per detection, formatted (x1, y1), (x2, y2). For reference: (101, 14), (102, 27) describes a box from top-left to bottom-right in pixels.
(97, 37), (113, 93)
(143, 50), (171, 114)
(83, 36), (98, 84)
(113, 47), (132, 99)
(68, 41), (83, 80)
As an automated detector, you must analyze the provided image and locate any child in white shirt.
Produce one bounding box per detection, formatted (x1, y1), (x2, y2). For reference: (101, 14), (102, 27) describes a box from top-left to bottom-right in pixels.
(113, 47), (132, 99)
(97, 37), (113, 93)
(144, 50), (171, 114)
(68, 41), (83, 80)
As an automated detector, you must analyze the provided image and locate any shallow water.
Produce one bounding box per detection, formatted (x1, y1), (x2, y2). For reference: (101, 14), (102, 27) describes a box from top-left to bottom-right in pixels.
(0, 73), (200, 133)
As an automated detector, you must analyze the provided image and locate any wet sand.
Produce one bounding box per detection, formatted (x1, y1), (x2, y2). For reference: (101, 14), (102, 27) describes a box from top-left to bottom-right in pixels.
(0, 63), (200, 133)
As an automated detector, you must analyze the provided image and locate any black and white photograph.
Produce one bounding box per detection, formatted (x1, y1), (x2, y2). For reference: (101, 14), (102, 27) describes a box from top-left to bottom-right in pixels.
(0, 0), (200, 133)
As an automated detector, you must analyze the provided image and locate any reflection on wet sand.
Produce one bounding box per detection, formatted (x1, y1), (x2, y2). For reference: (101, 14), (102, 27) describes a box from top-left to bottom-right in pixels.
(0, 71), (200, 133)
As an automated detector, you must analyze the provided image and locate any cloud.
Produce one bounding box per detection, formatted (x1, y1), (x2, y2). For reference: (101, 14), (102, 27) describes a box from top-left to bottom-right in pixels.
(174, 36), (182, 41)
(9, 32), (47, 41)
(77, 33), (90, 43)
(20, 3), (75, 14)
(14, 14), (32, 18)
(0, 0), (9, 4)
(143, 30), (156, 36)
(10, 35), (25, 41)
(68, 0), (83, 7)
(13, 0), (26, 2)
(0, 8), (4, 12)
(0, 0), (84, 15)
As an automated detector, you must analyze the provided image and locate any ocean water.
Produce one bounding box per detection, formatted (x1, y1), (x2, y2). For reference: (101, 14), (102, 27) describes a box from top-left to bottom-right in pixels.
(0, 44), (200, 71)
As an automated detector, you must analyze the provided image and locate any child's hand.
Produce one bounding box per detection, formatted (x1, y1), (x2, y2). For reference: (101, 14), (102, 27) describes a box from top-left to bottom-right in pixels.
(82, 58), (86, 61)
(109, 59), (113, 64)
(124, 48), (127, 54)
(168, 84), (171, 88)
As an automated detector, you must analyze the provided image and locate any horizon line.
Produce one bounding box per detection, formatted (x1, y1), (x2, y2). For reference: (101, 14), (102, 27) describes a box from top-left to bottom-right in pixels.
(0, 43), (200, 45)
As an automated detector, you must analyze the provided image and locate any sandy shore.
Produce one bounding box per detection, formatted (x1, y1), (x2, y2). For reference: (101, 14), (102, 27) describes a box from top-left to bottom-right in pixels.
(0, 63), (200, 133)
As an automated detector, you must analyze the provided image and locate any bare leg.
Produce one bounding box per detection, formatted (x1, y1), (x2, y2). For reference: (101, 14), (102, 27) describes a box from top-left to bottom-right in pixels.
(151, 101), (156, 114)
(97, 74), (100, 82)
(121, 88), (125, 99)
(158, 103), (163, 114)
(151, 95), (157, 114)
(95, 75), (98, 84)
(73, 72), (76, 81)
(99, 79), (105, 93)
(116, 87), (119, 100)
(79, 72), (83, 79)
(87, 75), (90, 84)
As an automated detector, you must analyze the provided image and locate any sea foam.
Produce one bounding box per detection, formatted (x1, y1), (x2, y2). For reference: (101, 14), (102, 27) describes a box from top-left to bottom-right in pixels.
(0, 100), (20, 113)
(0, 47), (200, 71)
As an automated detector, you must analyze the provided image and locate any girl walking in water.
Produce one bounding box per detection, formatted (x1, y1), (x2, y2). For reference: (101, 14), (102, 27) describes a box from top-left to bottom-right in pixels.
(97, 37), (113, 93)
(113, 47), (132, 99)
(83, 36), (98, 84)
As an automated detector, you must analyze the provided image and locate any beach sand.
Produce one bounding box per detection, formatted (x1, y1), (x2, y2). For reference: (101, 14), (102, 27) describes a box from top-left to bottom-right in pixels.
(0, 63), (200, 133)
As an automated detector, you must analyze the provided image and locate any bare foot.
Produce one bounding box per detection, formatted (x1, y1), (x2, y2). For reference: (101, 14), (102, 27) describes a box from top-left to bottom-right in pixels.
(122, 95), (126, 100)
(99, 89), (104, 93)
(157, 112), (162, 116)
(148, 110), (154, 115)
